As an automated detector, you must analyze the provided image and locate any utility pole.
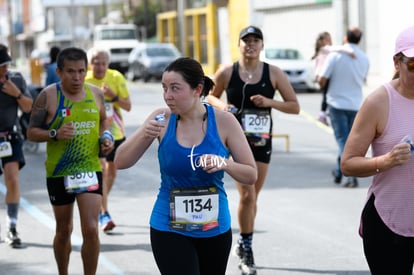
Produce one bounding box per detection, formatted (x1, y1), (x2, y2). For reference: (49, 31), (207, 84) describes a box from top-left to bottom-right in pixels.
(143, 0), (149, 30)
(342, 0), (349, 32)
(7, 0), (13, 56)
(333, 0), (349, 43)
(103, 0), (108, 23)
(177, 0), (185, 52)
(358, 0), (366, 51)
(71, 0), (76, 46)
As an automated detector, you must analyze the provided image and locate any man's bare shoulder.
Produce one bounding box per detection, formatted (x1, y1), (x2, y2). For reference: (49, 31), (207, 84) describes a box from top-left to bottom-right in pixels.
(38, 84), (58, 100)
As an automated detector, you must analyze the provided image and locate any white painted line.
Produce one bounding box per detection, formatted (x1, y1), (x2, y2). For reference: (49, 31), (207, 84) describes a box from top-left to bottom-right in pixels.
(0, 182), (125, 275)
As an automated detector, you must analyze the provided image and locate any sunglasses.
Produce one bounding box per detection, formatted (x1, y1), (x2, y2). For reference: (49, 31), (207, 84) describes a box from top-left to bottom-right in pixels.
(400, 57), (414, 72)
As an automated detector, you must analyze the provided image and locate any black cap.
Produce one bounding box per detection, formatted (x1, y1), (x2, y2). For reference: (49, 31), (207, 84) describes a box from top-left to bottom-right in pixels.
(239, 26), (263, 40)
(0, 44), (12, 67)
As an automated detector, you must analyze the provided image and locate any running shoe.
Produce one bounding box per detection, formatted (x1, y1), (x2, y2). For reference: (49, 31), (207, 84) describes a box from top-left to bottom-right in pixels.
(342, 177), (358, 188)
(99, 212), (116, 233)
(5, 228), (22, 248)
(239, 248), (257, 275)
(317, 113), (329, 126)
(332, 169), (342, 184)
(233, 241), (244, 259)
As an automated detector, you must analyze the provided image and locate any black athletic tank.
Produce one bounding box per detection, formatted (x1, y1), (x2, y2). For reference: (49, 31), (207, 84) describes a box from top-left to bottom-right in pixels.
(226, 61), (275, 128)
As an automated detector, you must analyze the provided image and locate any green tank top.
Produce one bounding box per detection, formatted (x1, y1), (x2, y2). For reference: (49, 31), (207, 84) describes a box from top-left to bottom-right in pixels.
(45, 83), (102, 178)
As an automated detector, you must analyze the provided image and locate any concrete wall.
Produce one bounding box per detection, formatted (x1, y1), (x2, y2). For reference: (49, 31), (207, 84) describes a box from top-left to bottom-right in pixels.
(257, 3), (334, 60)
(365, 1), (414, 84)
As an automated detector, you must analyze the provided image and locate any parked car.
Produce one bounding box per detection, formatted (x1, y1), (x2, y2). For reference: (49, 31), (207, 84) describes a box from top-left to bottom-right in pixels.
(260, 47), (319, 92)
(127, 42), (182, 82)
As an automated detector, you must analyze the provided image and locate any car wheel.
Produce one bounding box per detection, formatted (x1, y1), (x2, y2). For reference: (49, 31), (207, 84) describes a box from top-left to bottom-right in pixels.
(143, 73), (151, 82)
(126, 70), (135, 82)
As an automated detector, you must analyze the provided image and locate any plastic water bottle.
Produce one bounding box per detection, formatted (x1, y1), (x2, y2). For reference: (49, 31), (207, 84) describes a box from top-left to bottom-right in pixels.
(228, 106), (238, 114)
(155, 113), (166, 125)
(401, 135), (414, 152)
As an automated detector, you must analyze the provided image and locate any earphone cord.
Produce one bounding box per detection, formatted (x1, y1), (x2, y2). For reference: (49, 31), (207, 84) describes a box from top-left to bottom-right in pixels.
(237, 82), (249, 115)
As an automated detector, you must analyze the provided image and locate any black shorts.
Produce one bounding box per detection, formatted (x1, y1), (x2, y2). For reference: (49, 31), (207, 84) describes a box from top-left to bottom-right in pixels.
(248, 138), (272, 164)
(99, 137), (126, 161)
(46, 172), (103, 206)
(0, 132), (25, 175)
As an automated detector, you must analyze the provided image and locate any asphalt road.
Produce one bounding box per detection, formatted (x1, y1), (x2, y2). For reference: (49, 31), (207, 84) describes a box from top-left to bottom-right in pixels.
(0, 80), (375, 275)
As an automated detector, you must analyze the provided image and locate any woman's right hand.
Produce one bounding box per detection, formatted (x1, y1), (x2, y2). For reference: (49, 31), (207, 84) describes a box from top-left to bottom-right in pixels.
(385, 142), (412, 168)
(144, 119), (164, 139)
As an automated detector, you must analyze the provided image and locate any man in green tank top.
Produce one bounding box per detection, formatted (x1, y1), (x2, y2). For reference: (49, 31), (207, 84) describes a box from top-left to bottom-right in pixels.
(27, 47), (114, 275)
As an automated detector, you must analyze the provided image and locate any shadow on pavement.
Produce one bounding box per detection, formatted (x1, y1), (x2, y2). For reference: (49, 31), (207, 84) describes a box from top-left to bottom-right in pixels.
(257, 266), (370, 274)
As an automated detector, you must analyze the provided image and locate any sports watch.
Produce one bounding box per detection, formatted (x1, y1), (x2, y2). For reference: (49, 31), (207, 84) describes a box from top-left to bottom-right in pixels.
(49, 129), (58, 141)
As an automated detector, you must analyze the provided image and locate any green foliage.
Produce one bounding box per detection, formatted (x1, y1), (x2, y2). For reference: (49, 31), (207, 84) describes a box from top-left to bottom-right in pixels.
(130, 2), (161, 40)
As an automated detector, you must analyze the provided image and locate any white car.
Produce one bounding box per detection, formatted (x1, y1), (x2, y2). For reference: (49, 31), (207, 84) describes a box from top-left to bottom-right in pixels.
(260, 47), (319, 92)
(93, 24), (140, 75)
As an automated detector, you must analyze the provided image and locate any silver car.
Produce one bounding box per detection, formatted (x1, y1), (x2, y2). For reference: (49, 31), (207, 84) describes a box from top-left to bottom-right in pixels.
(127, 42), (182, 82)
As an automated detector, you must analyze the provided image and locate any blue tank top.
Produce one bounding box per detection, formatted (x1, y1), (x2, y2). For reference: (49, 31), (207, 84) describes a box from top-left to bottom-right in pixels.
(150, 104), (231, 237)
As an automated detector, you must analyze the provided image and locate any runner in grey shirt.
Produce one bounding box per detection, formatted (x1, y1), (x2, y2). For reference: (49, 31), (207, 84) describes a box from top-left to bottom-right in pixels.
(0, 44), (33, 248)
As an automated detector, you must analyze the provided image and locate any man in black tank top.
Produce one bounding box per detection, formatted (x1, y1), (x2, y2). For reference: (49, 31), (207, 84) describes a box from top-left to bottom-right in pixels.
(207, 26), (300, 274)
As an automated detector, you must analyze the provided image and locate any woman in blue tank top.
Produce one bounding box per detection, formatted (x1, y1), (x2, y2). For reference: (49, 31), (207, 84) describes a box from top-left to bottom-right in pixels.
(115, 57), (257, 275)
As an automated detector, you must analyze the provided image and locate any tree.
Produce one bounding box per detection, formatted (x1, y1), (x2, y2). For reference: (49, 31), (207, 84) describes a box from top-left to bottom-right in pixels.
(130, 1), (161, 41)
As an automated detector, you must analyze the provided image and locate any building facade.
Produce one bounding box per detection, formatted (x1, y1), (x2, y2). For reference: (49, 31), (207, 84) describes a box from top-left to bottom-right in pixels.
(1, 0), (414, 84)
(158, 0), (414, 84)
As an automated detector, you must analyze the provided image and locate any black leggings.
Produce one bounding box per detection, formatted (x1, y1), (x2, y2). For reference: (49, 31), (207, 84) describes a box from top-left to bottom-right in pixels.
(150, 227), (232, 275)
(362, 194), (414, 275)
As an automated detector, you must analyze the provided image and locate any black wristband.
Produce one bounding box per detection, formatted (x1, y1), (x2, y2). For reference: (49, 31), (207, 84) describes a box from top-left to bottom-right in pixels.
(111, 95), (119, 102)
(15, 93), (23, 100)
